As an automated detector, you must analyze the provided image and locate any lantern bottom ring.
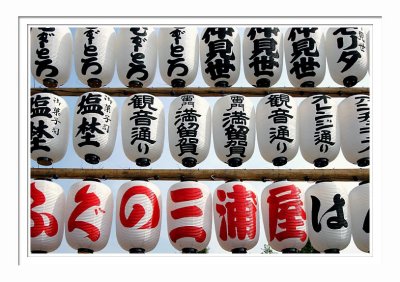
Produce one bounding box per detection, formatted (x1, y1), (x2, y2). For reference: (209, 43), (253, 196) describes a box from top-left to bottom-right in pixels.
(273, 157), (288, 167)
(42, 78), (58, 88)
(282, 248), (298, 253)
(343, 75), (358, 88)
(78, 248), (94, 254)
(171, 79), (186, 88)
(85, 154), (100, 165)
(215, 81), (229, 88)
(182, 248), (197, 254)
(256, 78), (271, 88)
(87, 78), (102, 88)
(37, 157), (53, 166)
(228, 157), (242, 167)
(128, 80), (143, 88)
(31, 250), (47, 254)
(324, 248), (340, 254)
(182, 157), (197, 168)
(300, 81), (315, 87)
(357, 157), (370, 167)
(129, 248), (145, 254)
(231, 247), (247, 254)
(136, 158), (151, 167)
(314, 158), (329, 168)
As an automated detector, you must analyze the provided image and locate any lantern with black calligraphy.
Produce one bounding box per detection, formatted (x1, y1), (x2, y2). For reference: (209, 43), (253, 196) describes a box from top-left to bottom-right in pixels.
(214, 181), (259, 253)
(75, 27), (116, 88)
(261, 181), (307, 253)
(116, 27), (157, 88)
(159, 27), (199, 87)
(116, 180), (162, 253)
(167, 181), (212, 253)
(65, 179), (113, 253)
(243, 27), (283, 87)
(73, 92), (118, 164)
(31, 93), (69, 166)
(256, 93), (298, 166)
(284, 27), (326, 87)
(338, 95), (370, 167)
(213, 95), (255, 167)
(298, 94), (340, 167)
(349, 182), (369, 253)
(304, 181), (351, 253)
(31, 27), (72, 87)
(200, 27), (241, 87)
(30, 179), (65, 253)
(326, 27), (367, 87)
(169, 94), (211, 168)
(122, 94), (164, 167)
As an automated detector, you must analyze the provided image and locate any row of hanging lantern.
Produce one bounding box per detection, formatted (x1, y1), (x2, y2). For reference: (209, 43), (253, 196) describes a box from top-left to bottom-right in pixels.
(30, 179), (370, 254)
(31, 26), (369, 88)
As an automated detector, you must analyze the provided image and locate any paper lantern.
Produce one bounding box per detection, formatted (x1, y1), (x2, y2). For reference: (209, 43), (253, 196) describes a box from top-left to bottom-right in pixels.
(367, 29), (370, 74)
(200, 27), (241, 87)
(243, 27), (283, 87)
(305, 181), (351, 253)
(31, 93), (69, 166)
(214, 181), (259, 253)
(349, 182), (369, 253)
(158, 27), (199, 87)
(31, 27), (72, 87)
(122, 94), (165, 166)
(167, 181), (212, 253)
(338, 95), (370, 167)
(298, 94), (340, 167)
(326, 27), (368, 87)
(261, 181), (307, 253)
(73, 92), (118, 164)
(75, 27), (116, 87)
(213, 95), (255, 167)
(116, 27), (157, 87)
(116, 180), (162, 253)
(169, 94), (211, 167)
(65, 179), (113, 253)
(256, 93), (298, 166)
(284, 28), (326, 87)
(30, 179), (65, 253)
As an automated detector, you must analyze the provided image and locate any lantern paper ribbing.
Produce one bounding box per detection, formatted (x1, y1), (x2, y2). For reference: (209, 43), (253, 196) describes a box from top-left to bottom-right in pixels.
(349, 182), (369, 253)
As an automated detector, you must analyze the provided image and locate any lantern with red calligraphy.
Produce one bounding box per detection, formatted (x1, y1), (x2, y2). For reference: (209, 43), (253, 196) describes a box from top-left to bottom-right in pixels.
(31, 27), (72, 87)
(31, 93), (69, 166)
(116, 180), (162, 253)
(349, 182), (369, 253)
(167, 181), (212, 253)
(65, 179), (113, 253)
(30, 179), (65, 253)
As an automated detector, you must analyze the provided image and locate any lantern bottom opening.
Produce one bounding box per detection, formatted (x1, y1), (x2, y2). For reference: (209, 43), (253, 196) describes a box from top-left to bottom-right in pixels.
(128, 80), (143, 88)
(273, 157), (288, 166)
(85, 154), (100, 165)
(43, 78), (58, 88)
(31, 250), (47, 254)
(171, 79), (186, 88)
(87, 78), (102, 88)
(300, 81), (315, 87)
(136, 158), (151, 167)
(78, 248), (94, 254)
(215, 81), (229, 87)
(357, 157), (370, 167)
(256, 78), (271, 87)
(182, 248), (197, 253)
(37, 157), (53, 166)
(324, 248), (340, 254)
(232, 247), (247, 254)
(314, 158), (329, 168)
(282, 248), (298, 253)
(129, 248), (145, 254)
(182, 157), (197, 168)
(228, 157), (242, 167)
(343, 76), (358, 87)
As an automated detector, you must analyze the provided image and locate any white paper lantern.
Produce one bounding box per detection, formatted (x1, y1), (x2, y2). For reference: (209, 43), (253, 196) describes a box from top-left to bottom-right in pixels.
(284, 28), (326, 87)
(122, 94), (164, 166)
(261, 181), (307, 253)
(75, 27), (116, 87)
(116, 181), (162, 253)
(349, 182), (369, 253)
(31, 27), (72, 87)
(243, 27), (283, 87)
(158, 27), (199, 87)
(30, 179), (65, 253)
(326, 27), (368, 87)
(367, 29), (370, 74)
(169, 94), (211, 167)
(338, 95), (370, 167)
(256, 94), (298, 166)
(65, 180), (113, 253)
(213, 95), (255, 167)
(31, 93), (69, 166)
(167, 181), (212, 253)
(298, 94), (340, 167)
(305, 181), (351, 253)
(116, 27), (157, 87)
(73, 92), (118, 164)
(200, 27), (241, 87)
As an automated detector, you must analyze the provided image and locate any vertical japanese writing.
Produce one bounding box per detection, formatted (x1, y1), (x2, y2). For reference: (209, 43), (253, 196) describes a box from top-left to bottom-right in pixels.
(34, 28), (59, 78)
(127, 28), (149, 81)
(333, 28), (365, 73)
(81, 27), (102, 75)
(312, 95), (335, 153)
(311, 194), (348, 232)
(167, 28), (189, 78)
(354, 96), (370, 153)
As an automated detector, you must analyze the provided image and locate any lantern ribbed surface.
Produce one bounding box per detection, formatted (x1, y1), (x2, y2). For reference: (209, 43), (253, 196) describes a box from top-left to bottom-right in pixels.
(349, 182), (369, 253)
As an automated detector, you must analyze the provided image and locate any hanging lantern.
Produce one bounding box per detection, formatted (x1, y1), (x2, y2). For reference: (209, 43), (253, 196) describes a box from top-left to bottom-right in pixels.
(261, 181), (307, 253)
(243, 27), (283, 87)
(116, 180), (162, 253)
(326, 27), (368, 87)
(338, 95), (370, 167)
(31, 93), (69, 166)
(73, 92), (118, 164)
(200, 27), (241, 87)
(298, 94), (340, 167)
(256, 93), (298, 166)
(116, 27), (157, 88)
(213, 95), (255, 167)
(304, 181), (351, 253)
(169, 94), (211, 167)
(367, 29), (370, 74)
(122, 94), (164, 166)
(65, 179), (113, 253)
(75, 27), (116, 88)
(284, 27), (326, 87)
(31, 27), (72, 87)
(158, 27), (199, 87)
(167, 181), (212, 253)
(349, 182), (369, 253)
(30, 179), (65, 253)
